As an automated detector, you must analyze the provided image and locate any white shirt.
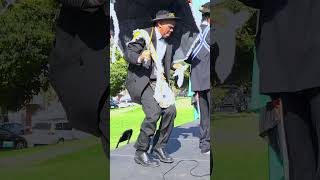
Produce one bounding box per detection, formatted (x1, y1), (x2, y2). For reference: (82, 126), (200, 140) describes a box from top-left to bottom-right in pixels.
(137, 27), (167, 68)
(155, 27), (167, 63)
(201, 21), (210, 26)
(153, 27), (167, 76)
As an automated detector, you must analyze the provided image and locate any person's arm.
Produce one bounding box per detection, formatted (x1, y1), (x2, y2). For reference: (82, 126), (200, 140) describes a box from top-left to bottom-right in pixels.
(184, 53), (192, 64)
(125, 38), (149, 66)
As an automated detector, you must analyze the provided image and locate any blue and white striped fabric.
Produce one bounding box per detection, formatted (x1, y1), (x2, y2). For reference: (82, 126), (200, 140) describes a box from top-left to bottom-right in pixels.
(191, 25), (210, 60)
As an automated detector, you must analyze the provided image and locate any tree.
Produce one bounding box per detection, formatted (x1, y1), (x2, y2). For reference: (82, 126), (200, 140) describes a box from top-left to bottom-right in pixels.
(110, 50), (128, 97)
(0, 0), (59, 112)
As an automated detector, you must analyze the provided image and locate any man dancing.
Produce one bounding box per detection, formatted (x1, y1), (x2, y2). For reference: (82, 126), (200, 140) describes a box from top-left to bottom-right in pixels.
(125, 10), (179, 167)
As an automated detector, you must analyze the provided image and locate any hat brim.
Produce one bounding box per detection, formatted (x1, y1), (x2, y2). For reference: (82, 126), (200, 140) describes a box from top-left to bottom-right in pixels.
(151, 17), (181, 22)
(199, 9), (210, 14)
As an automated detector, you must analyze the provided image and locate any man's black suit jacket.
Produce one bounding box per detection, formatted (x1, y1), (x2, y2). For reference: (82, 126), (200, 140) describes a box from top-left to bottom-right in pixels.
(125, 27), (174, 104)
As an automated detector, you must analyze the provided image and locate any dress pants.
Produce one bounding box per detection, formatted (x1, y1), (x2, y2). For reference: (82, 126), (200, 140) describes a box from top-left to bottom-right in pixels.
(134, 83), (176, 151)
(276, 88), (320, 180)
(198, 90), (211, 153)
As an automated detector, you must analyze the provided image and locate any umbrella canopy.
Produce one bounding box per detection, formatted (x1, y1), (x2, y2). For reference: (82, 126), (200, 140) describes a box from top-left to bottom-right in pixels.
(112, 0), (199, 63)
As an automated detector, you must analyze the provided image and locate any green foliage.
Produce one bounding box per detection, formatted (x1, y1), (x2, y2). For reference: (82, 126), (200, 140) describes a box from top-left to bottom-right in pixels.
(231, 3), (257, 88)
(0, 0), (7, 10)
(212, 87), (228, 106)
(110, 50), (128, 96)
(0, 0), (58, 111)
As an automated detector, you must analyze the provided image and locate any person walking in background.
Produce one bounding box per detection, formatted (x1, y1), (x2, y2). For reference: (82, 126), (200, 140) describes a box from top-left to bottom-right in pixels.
(186, 2), (212, 154)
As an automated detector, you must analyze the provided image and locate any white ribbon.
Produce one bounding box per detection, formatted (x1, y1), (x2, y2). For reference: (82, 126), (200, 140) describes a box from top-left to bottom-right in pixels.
(110, 3), (122, 63)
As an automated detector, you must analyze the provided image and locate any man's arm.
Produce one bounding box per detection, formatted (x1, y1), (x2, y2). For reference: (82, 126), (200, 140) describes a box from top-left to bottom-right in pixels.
(125, 38), (147, 65)
(184, 54), (192, 65)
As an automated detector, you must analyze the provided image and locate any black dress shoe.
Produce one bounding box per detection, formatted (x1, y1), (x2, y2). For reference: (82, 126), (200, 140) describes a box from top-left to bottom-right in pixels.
(152, 148), (174, 163)
(134, 151), (160, 168)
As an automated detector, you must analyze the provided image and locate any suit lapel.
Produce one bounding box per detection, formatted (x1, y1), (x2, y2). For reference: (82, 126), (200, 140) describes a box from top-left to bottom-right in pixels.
(151, 27), (157, 50)
(163, 43), (172, 80)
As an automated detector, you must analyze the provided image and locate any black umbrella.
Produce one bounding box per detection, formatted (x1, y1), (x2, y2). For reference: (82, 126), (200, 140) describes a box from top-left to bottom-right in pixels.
(112, 0), (199, 63)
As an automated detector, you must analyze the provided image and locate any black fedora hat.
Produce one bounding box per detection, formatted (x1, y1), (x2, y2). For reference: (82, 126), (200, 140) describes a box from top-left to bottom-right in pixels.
(199, 2), (210, 14)
(151, 10), (180, 22)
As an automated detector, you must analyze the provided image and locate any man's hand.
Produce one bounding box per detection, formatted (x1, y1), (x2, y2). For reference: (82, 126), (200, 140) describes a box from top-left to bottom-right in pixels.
(161, 74), (166, 80)
(138, 50), (151, 63)
(173, 63), (183, 70)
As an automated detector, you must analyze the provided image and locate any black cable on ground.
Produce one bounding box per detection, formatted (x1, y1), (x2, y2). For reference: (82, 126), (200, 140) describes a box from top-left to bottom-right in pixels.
(162, 159), (210, 180)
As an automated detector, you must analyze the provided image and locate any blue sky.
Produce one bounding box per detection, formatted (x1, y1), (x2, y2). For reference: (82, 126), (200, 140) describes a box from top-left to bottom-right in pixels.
(190, 0), (210, 27)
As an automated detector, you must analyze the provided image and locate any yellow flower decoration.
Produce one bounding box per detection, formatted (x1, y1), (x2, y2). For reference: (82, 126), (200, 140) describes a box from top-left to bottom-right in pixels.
(168, 13), (175, 18)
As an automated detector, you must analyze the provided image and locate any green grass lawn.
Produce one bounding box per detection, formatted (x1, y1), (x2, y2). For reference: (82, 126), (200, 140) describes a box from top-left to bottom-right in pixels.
(212, 112), (269, 180)
(0, 97), (193, 180)
(0, 102), (269, 180)
(0, 137), (96, 158)
(0, 138), (108, 180)
(110, 97), (194, 150)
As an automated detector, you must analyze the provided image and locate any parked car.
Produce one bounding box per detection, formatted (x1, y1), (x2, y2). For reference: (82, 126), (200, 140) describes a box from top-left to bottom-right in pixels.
(117, 102), (136, 108)
(23, 118), (90, 147)
(117, 102), (130, 108)
(0, 123), (25, 135)
(213, 85), (249, 113)
(110, 99), (119, 109)
(120, 95), (132, 103)
(0, 128), (27, 150)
